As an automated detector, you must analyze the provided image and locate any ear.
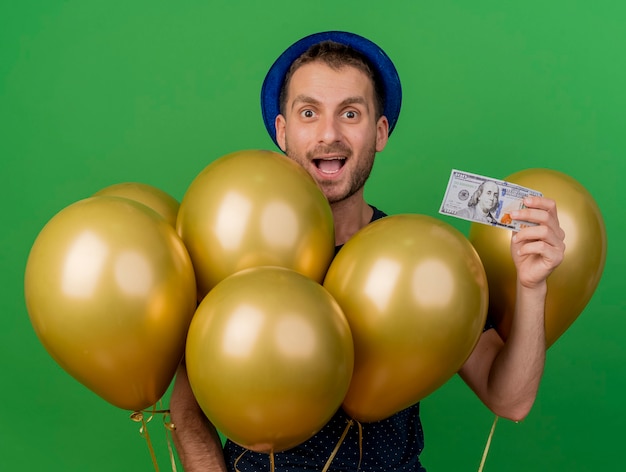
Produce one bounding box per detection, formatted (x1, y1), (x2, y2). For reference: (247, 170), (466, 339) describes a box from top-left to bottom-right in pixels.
(375, 115), (390, 152)
(275, 114), (287, 152)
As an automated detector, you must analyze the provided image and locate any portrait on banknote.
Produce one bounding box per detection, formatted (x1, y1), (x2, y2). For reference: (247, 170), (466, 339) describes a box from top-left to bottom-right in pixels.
(455, 180), (500, 224)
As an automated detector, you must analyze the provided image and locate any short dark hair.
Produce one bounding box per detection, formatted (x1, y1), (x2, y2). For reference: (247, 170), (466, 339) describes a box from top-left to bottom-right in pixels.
(278, 40), (385, 119)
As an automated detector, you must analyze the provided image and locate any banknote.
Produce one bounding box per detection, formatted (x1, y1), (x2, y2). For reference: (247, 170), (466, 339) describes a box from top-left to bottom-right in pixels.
(439, 169), (542, 231)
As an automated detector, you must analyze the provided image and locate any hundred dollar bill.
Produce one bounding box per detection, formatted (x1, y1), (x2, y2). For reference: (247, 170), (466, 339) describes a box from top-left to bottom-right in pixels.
(439, 169), (542, 231)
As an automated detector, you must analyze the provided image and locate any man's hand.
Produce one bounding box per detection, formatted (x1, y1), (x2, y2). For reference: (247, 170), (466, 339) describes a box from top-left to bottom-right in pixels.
(511, 196), (566, 289)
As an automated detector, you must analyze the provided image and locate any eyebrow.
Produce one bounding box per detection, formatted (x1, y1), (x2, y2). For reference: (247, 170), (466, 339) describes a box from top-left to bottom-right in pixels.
(290, 94), (370, 112)
(290, 94), (320, 111)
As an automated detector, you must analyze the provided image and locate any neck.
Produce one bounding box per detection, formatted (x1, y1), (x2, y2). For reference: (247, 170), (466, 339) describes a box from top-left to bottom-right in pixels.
(330, 190), (373, 246)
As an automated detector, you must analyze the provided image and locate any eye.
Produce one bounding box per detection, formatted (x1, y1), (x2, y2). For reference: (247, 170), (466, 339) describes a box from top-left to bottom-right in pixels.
(300, 109), (315, 119)
(343, 110), (358, 119)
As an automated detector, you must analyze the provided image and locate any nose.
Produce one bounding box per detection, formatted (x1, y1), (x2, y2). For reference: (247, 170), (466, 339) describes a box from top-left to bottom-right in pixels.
(318, 115), (342, 143)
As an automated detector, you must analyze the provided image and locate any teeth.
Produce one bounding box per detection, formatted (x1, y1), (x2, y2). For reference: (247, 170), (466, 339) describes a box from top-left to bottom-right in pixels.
(315, 158), (345, 174)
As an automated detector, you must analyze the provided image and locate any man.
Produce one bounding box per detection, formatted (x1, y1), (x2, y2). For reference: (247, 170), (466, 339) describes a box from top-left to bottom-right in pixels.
(457, 180), (500, 224)
(170, 31), (566, 471)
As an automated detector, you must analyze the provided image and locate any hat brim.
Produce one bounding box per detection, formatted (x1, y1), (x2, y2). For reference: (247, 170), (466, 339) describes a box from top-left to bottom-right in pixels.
(261, 31), (402, 148)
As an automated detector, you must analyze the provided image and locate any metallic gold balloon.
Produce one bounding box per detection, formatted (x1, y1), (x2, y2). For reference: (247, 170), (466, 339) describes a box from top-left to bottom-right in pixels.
(185, 266), (353, 454)
(94, 182), (180, 227)
(176, 150), (335, 300)
(469, 168), (607, 347)
(323, 214), (488, 423)
(24, 196), (197, 411)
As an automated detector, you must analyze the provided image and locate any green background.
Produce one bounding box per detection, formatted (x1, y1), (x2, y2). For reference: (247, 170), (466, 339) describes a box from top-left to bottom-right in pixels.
(1, 1), (623, 470)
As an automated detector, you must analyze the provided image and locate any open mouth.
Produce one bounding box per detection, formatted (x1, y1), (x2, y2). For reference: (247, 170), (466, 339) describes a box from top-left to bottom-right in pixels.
(313, 157), (346, 175)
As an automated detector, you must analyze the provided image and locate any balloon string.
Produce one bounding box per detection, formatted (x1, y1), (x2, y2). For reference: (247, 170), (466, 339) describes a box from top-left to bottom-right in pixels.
(130, 405), (178, 472)
(130, 409), (160, 472)
(234, 449), (276, 472)
(478, 415), (499, 472)
(162, 410), (178, 472)
(234, 450), (246, 472)
(356, 419), (363, 471)
(322, 418), (354, 472)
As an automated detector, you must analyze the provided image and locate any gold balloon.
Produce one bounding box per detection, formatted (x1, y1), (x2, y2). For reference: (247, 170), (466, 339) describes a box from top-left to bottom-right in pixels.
(24, 196), (197, 411)
(469, 168), (607, 347)
(185, 266), (353, 454)
(94, 182), (179, 227)
(323, 214), (488, 423)
(176, 150), (335, 300)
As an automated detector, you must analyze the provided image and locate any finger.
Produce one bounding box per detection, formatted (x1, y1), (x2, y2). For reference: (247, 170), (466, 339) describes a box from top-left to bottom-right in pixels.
(513, 224), (565, 249)
(512, 196), (558, 220)
(515, 239), (565, 266)
(512, 228), (566, 266)
(521, 196), (558, 213)
(512, 198), (565, 239)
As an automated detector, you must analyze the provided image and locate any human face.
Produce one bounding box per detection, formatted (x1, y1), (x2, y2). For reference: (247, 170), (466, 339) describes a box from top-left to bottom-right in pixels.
(478, 181), (499, 212)
(275, 61), (389, 204)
